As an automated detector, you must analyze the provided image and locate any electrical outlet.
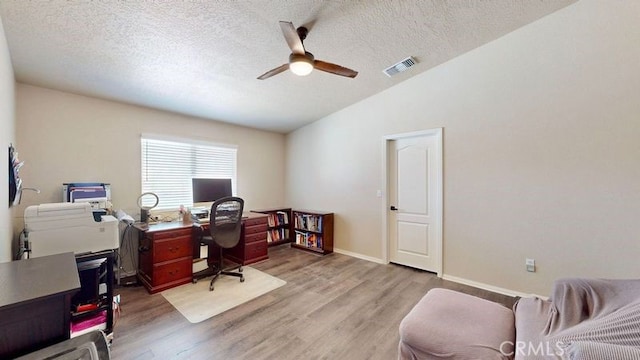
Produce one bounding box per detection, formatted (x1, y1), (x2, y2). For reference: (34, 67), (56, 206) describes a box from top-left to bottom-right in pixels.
(526, 258), (536, 272)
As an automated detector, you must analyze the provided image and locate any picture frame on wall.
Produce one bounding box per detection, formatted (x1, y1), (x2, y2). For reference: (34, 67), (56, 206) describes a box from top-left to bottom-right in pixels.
(8, 144), (23, 207)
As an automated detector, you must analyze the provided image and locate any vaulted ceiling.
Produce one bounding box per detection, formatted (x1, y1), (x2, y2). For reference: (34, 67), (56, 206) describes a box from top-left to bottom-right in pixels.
(0, 0), (576, 133)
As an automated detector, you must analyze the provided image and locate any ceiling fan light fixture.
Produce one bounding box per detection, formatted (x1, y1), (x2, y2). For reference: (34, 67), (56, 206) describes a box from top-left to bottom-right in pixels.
(289, 53), (314, 76)
(258, 22), (357, 80)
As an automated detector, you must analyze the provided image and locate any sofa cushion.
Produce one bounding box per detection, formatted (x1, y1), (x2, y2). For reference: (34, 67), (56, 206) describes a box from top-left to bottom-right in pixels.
(399, 288), (515, 360)
(513, 278), (640, 359)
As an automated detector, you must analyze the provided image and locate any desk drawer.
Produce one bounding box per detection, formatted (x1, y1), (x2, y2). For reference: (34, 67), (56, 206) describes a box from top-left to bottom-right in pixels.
(153, 257), (192, 286)
(149, 228), (192, 240)
(244, 223), (268, 235)
(244, 216), (267, 227)
(245, 231), (267, 244)
(245, 241), (268, 263)
(154, 236), (192, 262)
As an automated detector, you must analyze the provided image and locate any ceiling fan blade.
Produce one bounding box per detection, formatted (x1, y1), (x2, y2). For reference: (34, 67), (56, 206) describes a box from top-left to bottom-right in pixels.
(314, 60), (358, 78)
(279, 21), (305, 55)
(257, 64), (289, 80)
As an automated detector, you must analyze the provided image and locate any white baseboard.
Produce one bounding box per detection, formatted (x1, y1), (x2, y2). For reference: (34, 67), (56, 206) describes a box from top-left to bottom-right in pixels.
(333, 248), (386, 264)
(332, 249), (546, 299)
(442, 274), (547, 299)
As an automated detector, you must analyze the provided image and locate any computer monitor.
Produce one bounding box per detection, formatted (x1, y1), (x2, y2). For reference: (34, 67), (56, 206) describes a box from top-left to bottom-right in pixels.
(192, 178), (232, 206)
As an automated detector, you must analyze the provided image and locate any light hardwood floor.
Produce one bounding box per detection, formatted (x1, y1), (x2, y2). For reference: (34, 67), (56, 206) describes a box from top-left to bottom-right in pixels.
(110, 245), (516, 360)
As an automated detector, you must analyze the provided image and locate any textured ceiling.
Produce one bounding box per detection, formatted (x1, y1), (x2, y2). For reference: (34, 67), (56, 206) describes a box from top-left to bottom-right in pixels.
(0, 0), (576, 133)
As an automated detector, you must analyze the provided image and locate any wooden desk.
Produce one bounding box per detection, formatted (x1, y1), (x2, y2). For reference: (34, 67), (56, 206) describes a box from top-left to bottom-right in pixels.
(197, 212), (269, 267)
(135, 213), (268, 294)
(0, 252), (81, 359)
(136, 222), (194, 294)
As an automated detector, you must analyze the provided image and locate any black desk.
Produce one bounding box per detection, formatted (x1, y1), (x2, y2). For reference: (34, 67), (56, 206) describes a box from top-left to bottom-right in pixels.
(0, 252), (81, 358)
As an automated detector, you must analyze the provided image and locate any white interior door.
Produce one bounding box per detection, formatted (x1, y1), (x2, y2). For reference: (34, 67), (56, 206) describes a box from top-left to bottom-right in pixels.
(388, 129), (442, 273)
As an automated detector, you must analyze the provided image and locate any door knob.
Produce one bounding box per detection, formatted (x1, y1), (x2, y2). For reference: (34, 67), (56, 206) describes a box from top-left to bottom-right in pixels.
(390, 206), (398, 211)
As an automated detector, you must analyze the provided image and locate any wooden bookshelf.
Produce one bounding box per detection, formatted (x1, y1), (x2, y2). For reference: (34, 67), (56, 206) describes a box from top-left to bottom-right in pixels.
(292, 210), (333, 255)
(250, 208), (293, 246)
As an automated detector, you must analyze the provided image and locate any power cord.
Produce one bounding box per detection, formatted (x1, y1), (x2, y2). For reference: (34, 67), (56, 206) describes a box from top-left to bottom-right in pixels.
(117, 220), (139, 286)
(14, 229), (30, 260)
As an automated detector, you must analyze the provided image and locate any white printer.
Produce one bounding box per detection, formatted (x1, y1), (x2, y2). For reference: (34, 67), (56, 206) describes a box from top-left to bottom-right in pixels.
(24, 202), (119, 258)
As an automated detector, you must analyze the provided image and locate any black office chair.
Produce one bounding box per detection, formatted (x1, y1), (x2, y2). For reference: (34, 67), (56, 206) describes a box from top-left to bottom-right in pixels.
(193, 196), (245, 291)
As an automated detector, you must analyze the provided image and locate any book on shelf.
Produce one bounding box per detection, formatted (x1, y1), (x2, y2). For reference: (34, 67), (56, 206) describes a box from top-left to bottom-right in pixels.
(294, 230), (323, 249)
(71, 310), (107, 338)
(267, 228), (289, 243)
(308, 233), (317, 248)
(294, 213), (323, 232)
(267, 211), (289, 227)
(276, 211), (288, 226)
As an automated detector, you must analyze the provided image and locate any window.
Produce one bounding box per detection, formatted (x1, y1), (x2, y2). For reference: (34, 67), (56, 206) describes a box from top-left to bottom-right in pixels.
(141, 135), (237, 210)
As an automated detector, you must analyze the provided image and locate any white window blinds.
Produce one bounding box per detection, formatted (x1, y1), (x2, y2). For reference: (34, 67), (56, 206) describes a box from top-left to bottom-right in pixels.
(141, 136), (237, 210)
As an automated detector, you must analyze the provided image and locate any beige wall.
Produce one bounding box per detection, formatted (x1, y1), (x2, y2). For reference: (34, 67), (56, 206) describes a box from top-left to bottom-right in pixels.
(286, 0), (640, 295)
(0, 17), (15, 263)
(14, 84), (286, 234)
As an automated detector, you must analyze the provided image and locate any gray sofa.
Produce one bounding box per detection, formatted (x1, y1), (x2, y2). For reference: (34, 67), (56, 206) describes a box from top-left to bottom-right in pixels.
(399, 278), (640, 360)
(513, 278), (640, 359)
